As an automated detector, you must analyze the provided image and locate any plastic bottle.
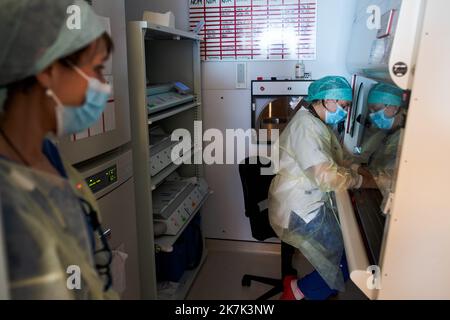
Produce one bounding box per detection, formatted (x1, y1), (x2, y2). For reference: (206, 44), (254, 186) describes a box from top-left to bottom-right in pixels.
(295, 60), (305, 79)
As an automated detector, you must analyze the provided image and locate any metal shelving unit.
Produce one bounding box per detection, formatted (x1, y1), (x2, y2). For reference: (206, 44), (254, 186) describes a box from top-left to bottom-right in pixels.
(127, 21), (207, 300)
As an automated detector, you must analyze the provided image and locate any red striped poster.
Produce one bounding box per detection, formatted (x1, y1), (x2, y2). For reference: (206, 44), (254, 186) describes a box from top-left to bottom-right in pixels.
(189, 0), (317, 61)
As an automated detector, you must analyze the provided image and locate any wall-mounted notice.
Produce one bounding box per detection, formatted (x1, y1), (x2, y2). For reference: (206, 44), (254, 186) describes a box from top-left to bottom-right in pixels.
(189, 0), (317, 61)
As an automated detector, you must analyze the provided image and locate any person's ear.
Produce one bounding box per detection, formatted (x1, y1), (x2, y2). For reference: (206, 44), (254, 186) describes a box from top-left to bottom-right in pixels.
(35, 63), (58, 90)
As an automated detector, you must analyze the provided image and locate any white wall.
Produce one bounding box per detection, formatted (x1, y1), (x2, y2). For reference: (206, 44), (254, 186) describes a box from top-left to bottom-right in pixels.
(125, 0), (357, 241)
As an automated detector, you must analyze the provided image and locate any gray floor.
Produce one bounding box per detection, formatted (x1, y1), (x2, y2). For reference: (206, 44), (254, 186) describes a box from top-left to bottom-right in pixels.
(187, 239), (367, 300)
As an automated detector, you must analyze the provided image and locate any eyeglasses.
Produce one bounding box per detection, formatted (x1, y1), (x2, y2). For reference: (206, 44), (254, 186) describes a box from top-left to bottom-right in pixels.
(340, 103), (352, 109)
(78, 198), (113, 291)
(369, 104), (401, 117)
(333, 100), (352, 109)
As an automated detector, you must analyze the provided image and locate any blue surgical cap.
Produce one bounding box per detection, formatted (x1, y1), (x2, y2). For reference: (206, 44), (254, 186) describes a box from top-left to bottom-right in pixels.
(0, 0), (106, 87)
(305, 76), (353, 102)
(368, 83), (404, 107)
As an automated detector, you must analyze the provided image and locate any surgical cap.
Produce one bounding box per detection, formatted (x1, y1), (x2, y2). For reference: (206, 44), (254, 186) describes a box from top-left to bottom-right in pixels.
(0, 0), (106, 87)
(368, 83), (404, 107)
(305, 76), (353, 102)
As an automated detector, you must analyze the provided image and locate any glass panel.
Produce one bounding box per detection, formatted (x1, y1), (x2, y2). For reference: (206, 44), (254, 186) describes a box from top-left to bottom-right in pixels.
(354, 82), (408, 202)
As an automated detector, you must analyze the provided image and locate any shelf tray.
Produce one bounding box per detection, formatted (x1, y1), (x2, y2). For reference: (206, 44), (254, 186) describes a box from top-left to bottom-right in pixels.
(151, 148), (194, 190)
(154, 192), (211, 251)
(148, 101), (199, 125)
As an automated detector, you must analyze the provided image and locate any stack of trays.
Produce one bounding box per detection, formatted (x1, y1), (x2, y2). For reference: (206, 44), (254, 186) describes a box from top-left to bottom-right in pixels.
(153, 176), (209, 236)
(149, 126), (179, 177)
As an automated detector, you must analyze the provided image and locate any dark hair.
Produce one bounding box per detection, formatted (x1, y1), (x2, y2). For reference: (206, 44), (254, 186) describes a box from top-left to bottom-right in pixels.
(60, 32), (114, 67)
(7, 32), (114, 94)
(308, 99), (322, 108)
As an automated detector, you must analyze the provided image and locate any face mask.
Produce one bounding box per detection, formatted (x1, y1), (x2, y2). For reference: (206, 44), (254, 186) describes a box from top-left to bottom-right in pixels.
(46, 66), (111, 136)
(369, 109), (395, 130)
(325, 103), (348, 125)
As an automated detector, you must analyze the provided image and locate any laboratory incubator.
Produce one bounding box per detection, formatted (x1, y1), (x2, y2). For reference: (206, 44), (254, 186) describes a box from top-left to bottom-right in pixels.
(251, 80), (313, 144)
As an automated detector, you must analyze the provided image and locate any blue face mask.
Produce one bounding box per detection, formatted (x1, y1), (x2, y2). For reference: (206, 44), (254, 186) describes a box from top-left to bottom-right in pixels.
(369, 109), (395, 130)
(47, 66), (112, 136)
(325, 103), (348, 125)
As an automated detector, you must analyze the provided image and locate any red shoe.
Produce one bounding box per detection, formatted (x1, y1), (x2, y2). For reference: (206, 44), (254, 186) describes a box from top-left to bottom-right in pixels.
(280, 275), (305, 300)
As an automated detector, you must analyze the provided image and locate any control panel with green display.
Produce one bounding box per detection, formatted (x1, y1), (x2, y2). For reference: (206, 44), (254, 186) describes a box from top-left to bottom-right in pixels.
(86, 165), (118, 194)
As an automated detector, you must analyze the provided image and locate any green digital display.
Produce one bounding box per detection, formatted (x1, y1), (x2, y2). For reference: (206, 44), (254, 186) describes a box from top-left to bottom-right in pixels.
(86, 165), (118, 193)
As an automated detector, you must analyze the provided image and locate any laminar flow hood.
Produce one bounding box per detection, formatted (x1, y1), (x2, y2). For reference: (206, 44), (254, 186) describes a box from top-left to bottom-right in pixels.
(346, 0), (426, 90)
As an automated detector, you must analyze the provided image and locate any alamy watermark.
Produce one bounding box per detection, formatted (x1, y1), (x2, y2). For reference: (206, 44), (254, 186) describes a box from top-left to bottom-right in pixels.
(169, 122), (280, 175)
(66, 5), (82, 30)
(66, 265), (81, 290)
(367, 265), (382, 290)
(366, 5), (382, 30)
